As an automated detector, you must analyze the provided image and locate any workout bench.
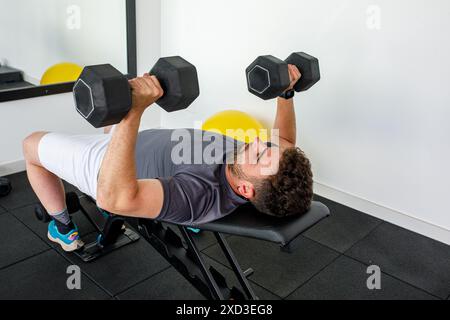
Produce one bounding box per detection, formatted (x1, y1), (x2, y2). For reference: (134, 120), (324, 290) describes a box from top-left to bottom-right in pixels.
(135, 202), (330, 300)
(35, 193), (330, 300)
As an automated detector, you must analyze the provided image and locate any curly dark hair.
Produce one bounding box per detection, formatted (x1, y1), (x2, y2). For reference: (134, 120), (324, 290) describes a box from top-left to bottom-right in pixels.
(251, 147), (314, 217)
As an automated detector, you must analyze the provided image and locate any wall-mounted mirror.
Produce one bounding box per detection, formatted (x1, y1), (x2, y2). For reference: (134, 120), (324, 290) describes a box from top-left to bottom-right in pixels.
(0, 0), (136, 102)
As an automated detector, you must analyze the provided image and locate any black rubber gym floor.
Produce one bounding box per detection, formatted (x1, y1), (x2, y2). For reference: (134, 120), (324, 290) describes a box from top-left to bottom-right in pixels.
(0, 171), (449, 300)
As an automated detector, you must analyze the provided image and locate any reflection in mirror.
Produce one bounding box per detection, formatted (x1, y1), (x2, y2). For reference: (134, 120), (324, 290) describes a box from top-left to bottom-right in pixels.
(0, 0), (130, 94)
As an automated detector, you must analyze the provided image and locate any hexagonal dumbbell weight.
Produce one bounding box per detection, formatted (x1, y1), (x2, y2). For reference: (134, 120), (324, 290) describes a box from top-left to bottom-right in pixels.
(246, 52), (320, 100)
(73, 56), (200, 128)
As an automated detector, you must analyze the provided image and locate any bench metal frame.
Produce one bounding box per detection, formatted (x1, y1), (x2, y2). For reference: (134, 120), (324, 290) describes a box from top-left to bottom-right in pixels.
(136, 219), (259, 300)
(72, 195), (141, 262)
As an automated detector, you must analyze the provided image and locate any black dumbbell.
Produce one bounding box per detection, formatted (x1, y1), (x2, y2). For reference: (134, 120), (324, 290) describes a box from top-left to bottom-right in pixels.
(65, 192), (82, 214)
(73, 56), (200, 128)
(246, 52), (320, 100)
(34, 204), (52, 223)
(35, 192), (81, 223)
(0, 177), (11, 197)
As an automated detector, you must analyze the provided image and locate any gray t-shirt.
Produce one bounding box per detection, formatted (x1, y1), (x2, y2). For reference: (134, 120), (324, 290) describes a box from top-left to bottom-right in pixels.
(135, 129), (248, 226)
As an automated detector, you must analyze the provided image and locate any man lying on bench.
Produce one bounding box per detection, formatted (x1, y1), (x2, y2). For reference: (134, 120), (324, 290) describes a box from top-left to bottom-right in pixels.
(22, 65), (313, 252)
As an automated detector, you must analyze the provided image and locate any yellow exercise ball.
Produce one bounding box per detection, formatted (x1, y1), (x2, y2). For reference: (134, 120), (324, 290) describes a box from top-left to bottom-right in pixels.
(40, 62), (83, 85)
(202, 110), (268, 143)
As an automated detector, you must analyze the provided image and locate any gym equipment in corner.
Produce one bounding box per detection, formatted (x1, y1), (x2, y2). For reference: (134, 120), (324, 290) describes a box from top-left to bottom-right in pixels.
(246, 52), (320, 100)
(73, 56), (200, 128)
(0, 65), (35, 91)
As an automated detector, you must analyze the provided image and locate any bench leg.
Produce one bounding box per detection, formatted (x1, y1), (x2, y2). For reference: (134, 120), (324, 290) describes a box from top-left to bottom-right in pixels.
(179, 226), (225, 300)
(214, 232), (259, 300)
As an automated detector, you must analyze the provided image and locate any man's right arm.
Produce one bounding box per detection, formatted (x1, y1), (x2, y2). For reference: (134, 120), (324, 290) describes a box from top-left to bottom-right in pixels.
(97, 75), (164, 219)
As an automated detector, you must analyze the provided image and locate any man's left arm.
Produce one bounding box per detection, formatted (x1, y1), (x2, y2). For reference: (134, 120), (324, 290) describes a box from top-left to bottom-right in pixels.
(272, 65), (301, 147)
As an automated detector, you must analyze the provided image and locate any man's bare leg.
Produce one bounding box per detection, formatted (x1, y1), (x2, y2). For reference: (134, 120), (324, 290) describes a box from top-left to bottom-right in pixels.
(23, 132), (66, 214)
(23, 132), (84, 251)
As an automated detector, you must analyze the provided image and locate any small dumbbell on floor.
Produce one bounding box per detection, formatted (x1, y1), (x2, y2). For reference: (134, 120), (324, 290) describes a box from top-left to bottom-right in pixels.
(35, 192), (81, 223)
(0, 177), (11, 197)
(73, 56), (200, 128)
(246, 52), (320, 100)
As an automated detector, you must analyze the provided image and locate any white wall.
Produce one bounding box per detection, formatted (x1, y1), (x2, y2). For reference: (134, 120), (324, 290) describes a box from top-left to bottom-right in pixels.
(0, 0), (128, 83)
(135, 0), (162, 130)
(0, 0), (161, 172)
(160, 0), (450, 243)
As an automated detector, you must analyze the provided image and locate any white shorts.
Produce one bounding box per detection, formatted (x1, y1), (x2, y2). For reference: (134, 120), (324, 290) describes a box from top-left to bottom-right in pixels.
(38, 132), (112, 199)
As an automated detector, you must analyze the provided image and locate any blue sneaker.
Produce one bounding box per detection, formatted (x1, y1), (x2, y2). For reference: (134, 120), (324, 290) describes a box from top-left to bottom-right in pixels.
(47, 220), (84, 252)
(97, 207), (110, 220)
(187, 227), (202, 234)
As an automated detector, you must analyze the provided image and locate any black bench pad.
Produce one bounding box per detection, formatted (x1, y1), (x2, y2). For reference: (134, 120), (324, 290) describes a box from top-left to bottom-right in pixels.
(196, 201), (330, 246)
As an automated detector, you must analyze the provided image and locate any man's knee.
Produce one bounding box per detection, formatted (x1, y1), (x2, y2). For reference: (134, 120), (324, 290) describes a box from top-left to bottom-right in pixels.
(23, 131), (49, 164)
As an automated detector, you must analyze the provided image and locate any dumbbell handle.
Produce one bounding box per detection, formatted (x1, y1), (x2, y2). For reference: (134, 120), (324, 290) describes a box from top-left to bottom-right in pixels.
(285, 52), (320, 92)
